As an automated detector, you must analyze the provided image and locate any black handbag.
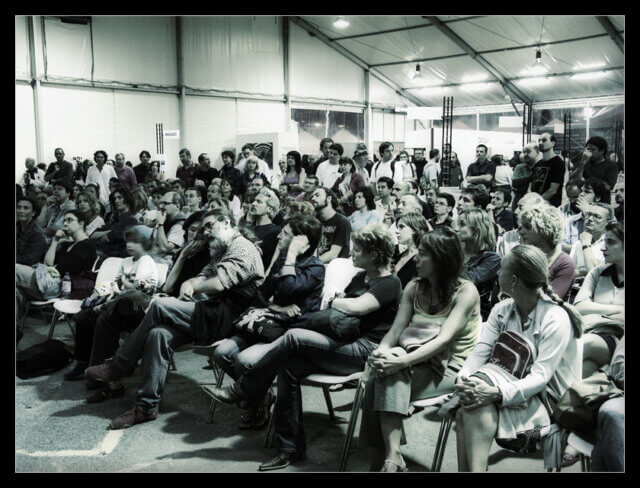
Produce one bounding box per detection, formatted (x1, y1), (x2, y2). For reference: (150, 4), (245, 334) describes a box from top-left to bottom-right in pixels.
(233, 307), (292, 343)
(300, 308), (361, 342)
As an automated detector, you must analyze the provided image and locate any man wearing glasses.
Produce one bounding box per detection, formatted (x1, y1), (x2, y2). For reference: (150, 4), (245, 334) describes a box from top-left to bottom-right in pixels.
(152, 191), (186, 266)
(574, 202), (614, 277)
(86, 207), (264, 430)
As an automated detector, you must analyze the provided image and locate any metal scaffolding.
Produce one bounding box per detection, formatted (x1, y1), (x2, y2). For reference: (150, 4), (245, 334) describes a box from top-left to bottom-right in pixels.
(440, 96), (454, 186)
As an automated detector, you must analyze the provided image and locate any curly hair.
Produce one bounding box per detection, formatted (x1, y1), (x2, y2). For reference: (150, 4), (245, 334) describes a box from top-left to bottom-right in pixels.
(520, 204), (564, 248)
(285, 200), (315, 218)
(351, 223), (395, 268)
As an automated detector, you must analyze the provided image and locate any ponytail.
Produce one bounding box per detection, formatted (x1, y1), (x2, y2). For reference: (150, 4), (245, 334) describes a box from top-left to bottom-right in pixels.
(540, 283), (583, 338)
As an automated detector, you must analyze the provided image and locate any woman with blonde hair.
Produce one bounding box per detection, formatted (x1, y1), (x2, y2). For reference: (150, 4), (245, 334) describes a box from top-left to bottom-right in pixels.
(360, 228), (481, 471)
(74, 190), (105, 237)
(457, 208), (501, 320)
(453, 244), (582, 472)
(519, 205), (575, 300)
(393, 212), (431, 288)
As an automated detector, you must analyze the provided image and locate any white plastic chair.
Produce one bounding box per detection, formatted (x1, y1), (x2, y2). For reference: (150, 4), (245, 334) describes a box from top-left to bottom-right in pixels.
(320, 258), (362, 310)
(408, 393), (455, 472)
(567, 431), (594, 472)
(48, 257), (123, 339)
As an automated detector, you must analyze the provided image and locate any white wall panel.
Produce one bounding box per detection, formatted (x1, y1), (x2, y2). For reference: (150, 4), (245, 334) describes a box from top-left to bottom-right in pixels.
(394, 113), (405, 142)
(383, 113), (395, 141)
(15, 84), (37, 182)
(290, 22), (364, 102)
(43, 17), (92, 79)
(15, 16), (29, 78)
(182, 16), (283, 95)
(370, 76), (409, 107)
(372, 111), (384, 141)
(92, 16), (177, 86)
(184, 96), (237, 170)
(237, 100), (285, 135)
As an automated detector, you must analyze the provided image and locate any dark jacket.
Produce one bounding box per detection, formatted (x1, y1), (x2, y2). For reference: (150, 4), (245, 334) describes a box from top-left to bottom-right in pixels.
(254, 253), (325, 325)
(16, 219), (47, 265)
(96, 211), (140, 257)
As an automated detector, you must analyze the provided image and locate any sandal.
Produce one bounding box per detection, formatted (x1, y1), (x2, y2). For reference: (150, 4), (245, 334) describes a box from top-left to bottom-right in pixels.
(380, 458), (408, 472)
(562, 452), (580, 468)
(86, 384), (125, 404)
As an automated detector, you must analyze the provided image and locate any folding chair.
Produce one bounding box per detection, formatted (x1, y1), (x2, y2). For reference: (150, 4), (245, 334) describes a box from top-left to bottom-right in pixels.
(48, 257), (123, 340)
(408, 394), (455, 472)
(261, 370), (365, 471)
(566, 431), (594, 472)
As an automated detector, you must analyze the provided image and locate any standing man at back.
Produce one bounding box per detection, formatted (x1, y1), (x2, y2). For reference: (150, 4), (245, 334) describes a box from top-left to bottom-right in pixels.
(570, 136), (618, 190)
(86, 150), (118, 205)
(114, 153), (137, 190)
(371, 142), (403, 189)
(465, 144), (495, 189)
(309, 137), (334, 175)
(176, 149), (197, 188)
(44, 148), (74, 186)
(512, 142), (540, 210)
(315, 143), (343, 189)
(530, 132), (565, 207)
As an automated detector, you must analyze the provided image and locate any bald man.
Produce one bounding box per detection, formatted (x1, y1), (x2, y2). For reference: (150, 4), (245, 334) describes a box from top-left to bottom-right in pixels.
(511, 142), (540, 211)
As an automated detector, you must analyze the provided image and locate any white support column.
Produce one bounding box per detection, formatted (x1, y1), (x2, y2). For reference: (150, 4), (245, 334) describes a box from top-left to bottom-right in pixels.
(176, 17), (186, 149)
(364, 70), (373, 152)
(27, 16), (44, 165)
(283, 16), (291, 132)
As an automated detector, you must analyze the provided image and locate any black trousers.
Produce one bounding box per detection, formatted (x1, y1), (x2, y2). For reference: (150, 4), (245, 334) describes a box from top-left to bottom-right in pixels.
(73, 290), (152, 366)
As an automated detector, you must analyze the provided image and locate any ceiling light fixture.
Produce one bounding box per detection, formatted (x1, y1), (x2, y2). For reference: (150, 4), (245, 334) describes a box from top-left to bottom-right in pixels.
(535, 49), (542, 63)
(571, 71), (607, 81)
(410, 63), (424, 80)
(333, 16), (349, 28)
(572, 61), (606, 71)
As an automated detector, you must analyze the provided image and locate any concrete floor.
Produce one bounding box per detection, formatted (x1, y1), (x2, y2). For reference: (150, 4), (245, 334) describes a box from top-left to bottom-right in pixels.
(16, 312), (582, 474)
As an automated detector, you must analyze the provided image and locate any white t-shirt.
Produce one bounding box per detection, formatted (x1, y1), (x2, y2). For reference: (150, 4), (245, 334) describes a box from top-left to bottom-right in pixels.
(114, 254), (158, 288)
(371, 160), (403, 184)
(494, 165), (514, 187)
(315, 161), (342, 188)
(86, 164), (118, 204)
(423, 161), (440, 186)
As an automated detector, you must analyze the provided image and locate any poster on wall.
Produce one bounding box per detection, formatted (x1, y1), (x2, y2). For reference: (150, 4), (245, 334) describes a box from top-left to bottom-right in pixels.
(252, 142), (274, 170)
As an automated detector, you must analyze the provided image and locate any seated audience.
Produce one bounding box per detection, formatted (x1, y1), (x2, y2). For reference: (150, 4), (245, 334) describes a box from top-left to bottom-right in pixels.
(559, 180), (582, 221)
(41, 180), (76, 239)
(193, 153), (219, 188)
(496, 192), (545, 258)
(295, 175), (319, 204)
(332, 157), (366, 216)
(85, 207), (265, 429)
(240, 156), (268, 195)
(348, 186), (381, 231)
(511, 142), (539, 210)
(16, 195), (46, 266)
(392, 213), (430, 289)
(457, 208), (501, 320)
(75, 190), (105, 237)
(562, 177), (610, 252)
(204, 223), (403, 471)
(572, 202), (613, 277)
(182, 186), (204, 218)
(518, 205), (575, 300)
(428, 191), (457, 230)
(454, 244), (582, 472)
(487, 188), (515, 234)
(16, 210), (97, 322)
(311, 187), (352, 263)
(66, 226), (159, 402)
(149, 191), (187, 266)
(245, 187), (283, 268)
(212, 214), (325, 428)
(282, 151), (306, 198)
(613, 181), (623, 224)
(220, 178), (243, 221)
(92, 187), (140, 259)
(360, 228), (481, 471)
(574, 221), (624, 378)
(374, 176), (396, 225)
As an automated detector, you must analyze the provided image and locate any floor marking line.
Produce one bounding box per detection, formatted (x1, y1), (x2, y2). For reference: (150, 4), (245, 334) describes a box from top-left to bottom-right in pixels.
(16, 430), (124, 458)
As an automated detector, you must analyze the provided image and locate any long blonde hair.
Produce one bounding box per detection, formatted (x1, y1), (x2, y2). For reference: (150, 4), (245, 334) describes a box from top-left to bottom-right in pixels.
(509, 245), (582, 337)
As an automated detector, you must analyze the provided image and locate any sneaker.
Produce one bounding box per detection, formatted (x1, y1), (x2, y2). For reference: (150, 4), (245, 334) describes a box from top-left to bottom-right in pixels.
(85, 358), (125, 383)
(109, 406), (158, 430)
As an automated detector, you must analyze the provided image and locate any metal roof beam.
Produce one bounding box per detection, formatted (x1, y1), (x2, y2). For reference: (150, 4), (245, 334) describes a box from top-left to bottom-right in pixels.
(330, 16), (485, 41)
(423, 16), (532, 105)
(290, 16), (425, 107)
(596, 16), (624, 53)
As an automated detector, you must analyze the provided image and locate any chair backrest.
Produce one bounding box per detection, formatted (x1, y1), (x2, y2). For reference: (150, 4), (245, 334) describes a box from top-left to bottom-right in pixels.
(95, 257), (124, 285)
(320, 257), (362, 310)
(155, 262), (169, 288)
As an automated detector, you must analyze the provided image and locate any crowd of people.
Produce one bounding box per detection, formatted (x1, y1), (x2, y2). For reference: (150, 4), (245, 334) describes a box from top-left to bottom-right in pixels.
(16, 134), (624, 472)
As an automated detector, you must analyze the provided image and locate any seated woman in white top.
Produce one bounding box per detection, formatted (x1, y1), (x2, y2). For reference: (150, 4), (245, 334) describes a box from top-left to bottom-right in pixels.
(348, 186), (381, 231)
(574, 221), (624, 378)
(75, 190), (105, 237)
(454, 244), (582, 472)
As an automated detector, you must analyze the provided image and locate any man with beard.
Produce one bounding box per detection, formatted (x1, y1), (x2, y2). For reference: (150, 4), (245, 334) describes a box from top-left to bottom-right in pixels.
(613, 181), (624, 223)
(86, 150), (118, 204)
(315, 143), (343, 189)
(44, 148), (74, 186)
(86, 207), (264, 430)
(114, 153), (138, 190)
(570, 136), (618, 189)
(194, 153), (219, 188)
(411, 148), (427, 180)
(530, 132), (565, 207)
(133, 150), (152, 184)
(311, 187), (351, 263)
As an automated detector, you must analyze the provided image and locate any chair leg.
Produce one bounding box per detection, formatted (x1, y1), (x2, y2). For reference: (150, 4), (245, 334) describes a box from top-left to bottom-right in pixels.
(18, 302), (31, 333)
(263, 404), (277, 448)
(339, 380), (365, 472)
(47, 309), (60, 340)
(585, 456), (592, 472)
(580, 454), (586, 472)
(432, 417), (453, 472)
(169, 356), (177, 371)
(65, 315), (75, 338)
(207, 369), (226, 424)
(321, 385), (336, 422)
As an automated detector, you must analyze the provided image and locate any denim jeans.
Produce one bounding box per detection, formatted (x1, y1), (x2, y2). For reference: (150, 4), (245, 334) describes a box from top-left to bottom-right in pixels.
(113, 296), (195, 414)
(592, 396), (624, 472)
(232, 328), (376, 454)
(212, 334), (273, 380)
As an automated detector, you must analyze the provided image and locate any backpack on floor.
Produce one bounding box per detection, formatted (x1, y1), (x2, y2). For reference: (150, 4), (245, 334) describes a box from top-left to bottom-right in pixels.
(16, 339), (73, 379)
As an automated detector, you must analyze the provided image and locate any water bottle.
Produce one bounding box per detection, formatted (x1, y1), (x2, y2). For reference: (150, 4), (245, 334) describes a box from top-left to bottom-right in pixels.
(61, 272), (72, 299)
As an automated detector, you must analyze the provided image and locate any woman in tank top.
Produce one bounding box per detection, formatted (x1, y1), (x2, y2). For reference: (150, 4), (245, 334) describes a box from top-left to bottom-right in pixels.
(358, 227), (481, 472)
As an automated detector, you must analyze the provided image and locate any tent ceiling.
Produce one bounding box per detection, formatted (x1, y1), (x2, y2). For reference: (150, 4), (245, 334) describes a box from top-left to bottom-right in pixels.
(297, 15), (624, 107)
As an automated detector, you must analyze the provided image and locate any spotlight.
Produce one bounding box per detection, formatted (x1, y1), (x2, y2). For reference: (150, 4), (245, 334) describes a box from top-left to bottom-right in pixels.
(333, 16), (349, 28)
